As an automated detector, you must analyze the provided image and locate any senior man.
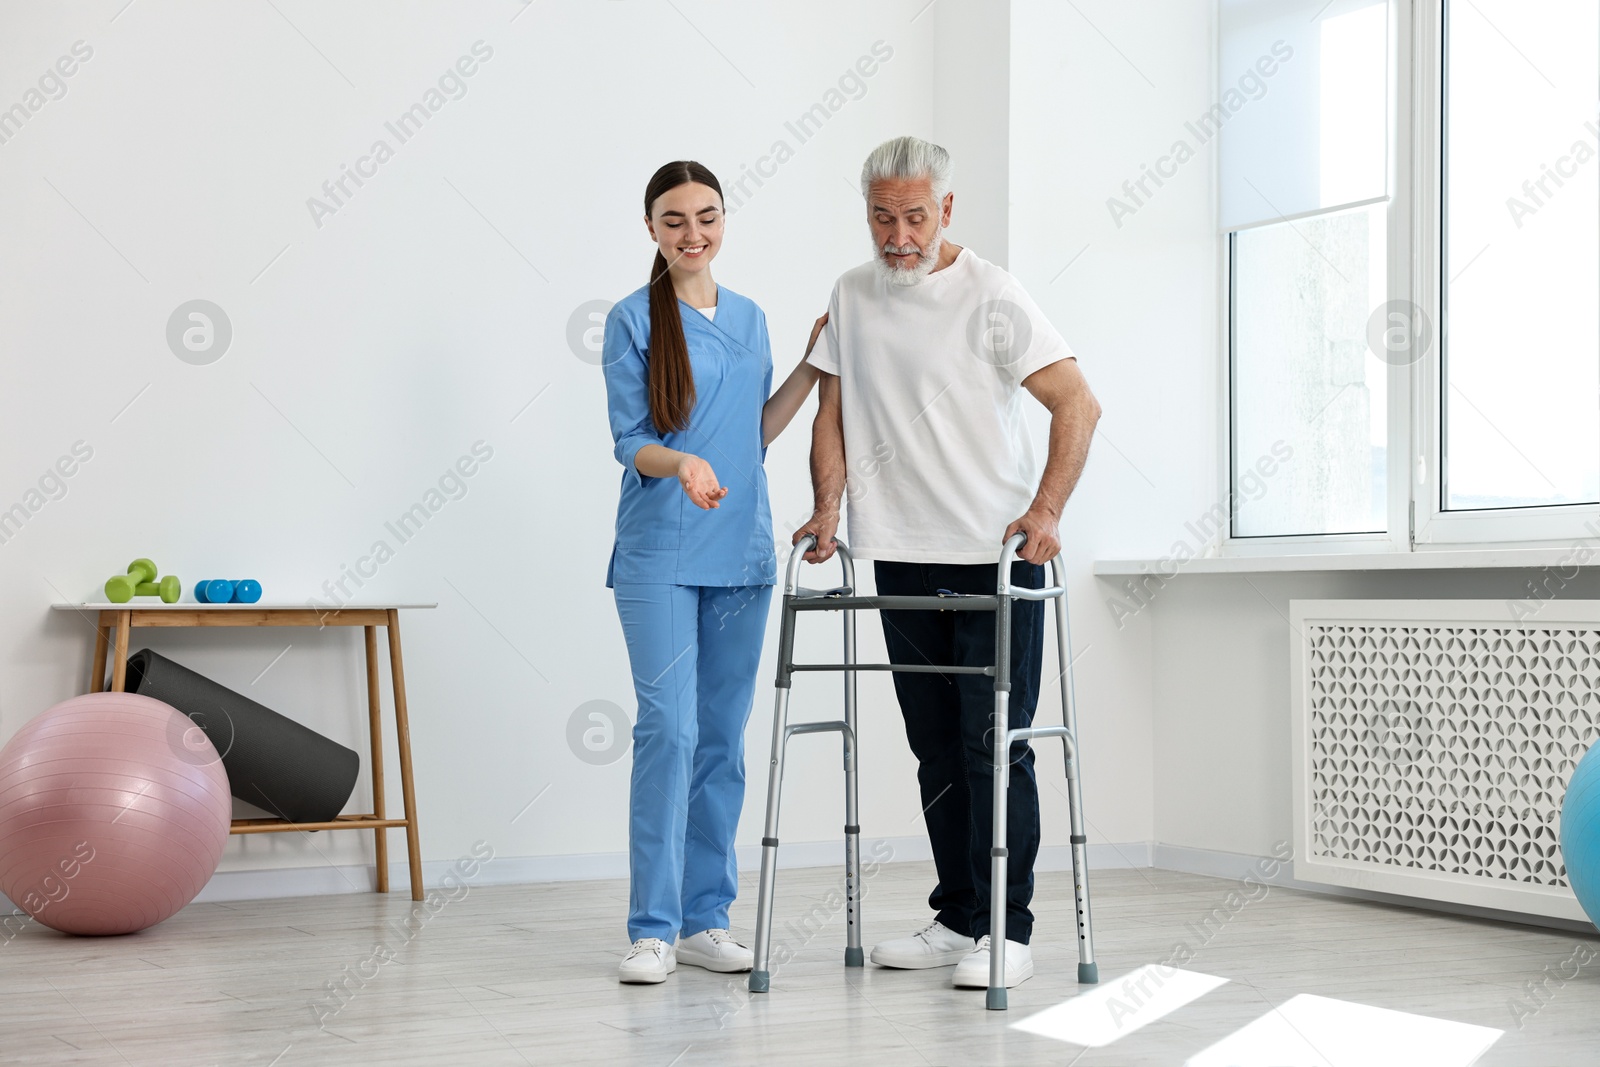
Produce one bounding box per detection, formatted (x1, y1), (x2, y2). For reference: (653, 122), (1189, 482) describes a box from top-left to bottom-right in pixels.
(796, 135), (1100, 989)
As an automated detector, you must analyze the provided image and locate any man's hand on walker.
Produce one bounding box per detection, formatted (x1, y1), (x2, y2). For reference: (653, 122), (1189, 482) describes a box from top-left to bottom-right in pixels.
(1005, 507), (1060, 565)
(794, 510), (839, 563)
(676, 454), (728, 510)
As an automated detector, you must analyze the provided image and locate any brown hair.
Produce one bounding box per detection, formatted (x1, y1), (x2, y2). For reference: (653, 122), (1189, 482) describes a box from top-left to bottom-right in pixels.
(643, 160), (722, 434)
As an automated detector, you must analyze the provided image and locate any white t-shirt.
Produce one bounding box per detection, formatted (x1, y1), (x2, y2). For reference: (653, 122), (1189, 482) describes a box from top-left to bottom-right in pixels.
(806, 247), (1076, 564)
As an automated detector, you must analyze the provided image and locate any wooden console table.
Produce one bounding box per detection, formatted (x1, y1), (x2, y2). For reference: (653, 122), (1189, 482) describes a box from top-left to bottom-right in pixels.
(52, 602), (435, 901)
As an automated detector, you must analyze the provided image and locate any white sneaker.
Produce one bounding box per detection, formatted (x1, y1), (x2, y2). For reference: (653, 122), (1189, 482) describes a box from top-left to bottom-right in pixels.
(675, 928), (753, 973)
(952, 935), (1033, 988)
(869, 919), (973, 969)
(619, 938), (675, 984)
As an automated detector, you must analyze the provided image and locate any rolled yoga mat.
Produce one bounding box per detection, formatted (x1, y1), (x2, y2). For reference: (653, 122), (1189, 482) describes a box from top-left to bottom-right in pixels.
(124, 648), (360, 824)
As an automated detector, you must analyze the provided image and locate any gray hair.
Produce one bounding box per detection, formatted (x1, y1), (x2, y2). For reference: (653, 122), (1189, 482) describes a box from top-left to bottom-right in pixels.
(859, 135), (953, 204)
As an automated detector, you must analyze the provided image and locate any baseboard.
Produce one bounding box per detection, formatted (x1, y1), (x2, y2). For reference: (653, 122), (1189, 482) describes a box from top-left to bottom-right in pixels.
(0, 837), (1155, 911)
(185, 838), (1152, 903)
(1152, 842), (1296, 884)
(188, 837), (937, 905)
(31, 838), (1579, 934)
(1152, 842), (1597, 934)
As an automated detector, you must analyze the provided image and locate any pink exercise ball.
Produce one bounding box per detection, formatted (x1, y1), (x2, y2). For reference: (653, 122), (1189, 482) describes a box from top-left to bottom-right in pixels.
(0, 691), (231, 935)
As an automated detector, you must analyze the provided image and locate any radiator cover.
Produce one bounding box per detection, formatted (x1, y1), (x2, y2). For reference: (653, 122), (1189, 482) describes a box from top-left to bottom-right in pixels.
(1289, 600), (1600, 922)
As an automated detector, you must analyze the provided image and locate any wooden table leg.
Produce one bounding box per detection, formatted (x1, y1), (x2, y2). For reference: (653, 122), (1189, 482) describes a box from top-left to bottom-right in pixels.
(89, 614), (110, 693)
(109, 611), (132, 691)
(365, 625), (389, 894)
(386, 609), (424, 902)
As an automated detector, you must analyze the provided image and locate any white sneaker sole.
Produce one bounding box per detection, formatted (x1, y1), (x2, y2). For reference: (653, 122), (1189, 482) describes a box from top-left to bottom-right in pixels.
(869, 946), (972, 969)
(952, 959), (1034, 988)
(676, 950), (752, 973)
(619, 959), (676, 984)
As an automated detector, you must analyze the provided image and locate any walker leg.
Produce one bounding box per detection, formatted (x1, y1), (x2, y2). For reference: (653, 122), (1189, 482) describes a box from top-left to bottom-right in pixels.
(1053, 579), (1098, 984)
(838, 764), (864, 966)
(842, 603), (863, 968)
(750, 685), (792, 994)
(987, 582), (1016, 1012)
(843, 791), (862, 967)
(988, 692), (1011, 1011)
(1065, 740), (1098, 984)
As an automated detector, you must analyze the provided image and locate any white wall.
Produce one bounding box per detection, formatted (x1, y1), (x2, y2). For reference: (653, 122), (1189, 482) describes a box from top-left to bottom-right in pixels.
(0, 0), (1090, 896)
(1010, 0), (1222, 852)
(933, 0), (1010, 268)
(0, 0), (897, 878)
(11, 0), (1344, 907)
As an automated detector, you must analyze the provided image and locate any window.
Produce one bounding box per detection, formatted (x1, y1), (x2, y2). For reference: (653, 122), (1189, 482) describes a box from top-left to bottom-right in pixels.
(1441, 0), (1599, 513)
(1221, 0), (1392, 541)
(1232, 203), (1388, 537)
(1224, 0), (1600, 550)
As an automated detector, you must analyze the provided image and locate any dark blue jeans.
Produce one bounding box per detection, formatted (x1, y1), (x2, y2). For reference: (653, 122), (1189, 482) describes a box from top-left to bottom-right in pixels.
(874, 559), (1044, 945)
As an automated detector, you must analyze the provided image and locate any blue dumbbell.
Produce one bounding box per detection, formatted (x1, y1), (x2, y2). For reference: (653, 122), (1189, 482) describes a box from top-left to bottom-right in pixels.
(195, 579), (262, 604)
(194, 580), (232, 604)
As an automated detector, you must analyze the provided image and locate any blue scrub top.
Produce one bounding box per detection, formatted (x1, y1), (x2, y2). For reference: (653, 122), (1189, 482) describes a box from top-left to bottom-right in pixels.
(602, 283), (777, 589)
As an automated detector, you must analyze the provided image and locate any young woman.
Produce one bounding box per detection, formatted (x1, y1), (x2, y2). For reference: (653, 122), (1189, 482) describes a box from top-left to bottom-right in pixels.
(602, 160), (822, 984)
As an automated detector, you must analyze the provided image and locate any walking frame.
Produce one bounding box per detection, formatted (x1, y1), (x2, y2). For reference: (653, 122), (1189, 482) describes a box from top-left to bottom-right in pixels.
(748, 531), (1098, 1010)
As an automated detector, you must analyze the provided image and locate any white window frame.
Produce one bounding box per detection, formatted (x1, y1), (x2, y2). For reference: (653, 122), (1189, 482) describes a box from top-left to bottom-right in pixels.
(1220, 0), (1412, 557)
(1412, 0), (1600, 547)
(1220, 0), (1599, 558)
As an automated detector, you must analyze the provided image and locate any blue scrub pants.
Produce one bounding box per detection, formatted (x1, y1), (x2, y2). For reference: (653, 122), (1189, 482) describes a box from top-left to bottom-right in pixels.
(613, 582), (773, 942)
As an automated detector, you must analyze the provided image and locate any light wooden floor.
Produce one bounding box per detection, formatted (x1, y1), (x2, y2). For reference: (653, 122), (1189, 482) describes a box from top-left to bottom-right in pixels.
(4, 861), (1599, 1065)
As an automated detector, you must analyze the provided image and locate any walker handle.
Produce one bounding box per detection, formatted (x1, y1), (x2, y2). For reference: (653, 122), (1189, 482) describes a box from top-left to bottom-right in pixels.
(998, 531), (1065, 599)
(784, 534), (853, 596)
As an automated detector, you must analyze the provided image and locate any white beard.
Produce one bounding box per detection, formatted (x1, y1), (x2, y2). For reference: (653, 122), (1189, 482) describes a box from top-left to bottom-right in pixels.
(872, 228), (943, 287)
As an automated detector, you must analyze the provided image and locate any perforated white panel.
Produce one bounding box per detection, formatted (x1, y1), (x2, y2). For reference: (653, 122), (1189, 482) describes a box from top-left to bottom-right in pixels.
(1290, 602), (1600, 922)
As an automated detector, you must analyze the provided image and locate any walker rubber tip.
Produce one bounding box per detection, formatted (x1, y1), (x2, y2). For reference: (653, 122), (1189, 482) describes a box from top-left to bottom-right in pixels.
(749, 971), (770, 993)
(986, 987), (1008, 1011)
(1078, 962), (1099, 984)
(844, 947), (864, 967)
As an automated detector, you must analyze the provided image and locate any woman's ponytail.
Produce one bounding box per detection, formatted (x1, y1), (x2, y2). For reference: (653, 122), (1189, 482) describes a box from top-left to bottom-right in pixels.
(643, 160), (723, 435)
(646, 248), (695, 434)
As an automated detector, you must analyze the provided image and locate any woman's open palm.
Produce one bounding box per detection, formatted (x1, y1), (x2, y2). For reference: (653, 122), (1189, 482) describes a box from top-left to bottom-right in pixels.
(676, 455), (728, 509)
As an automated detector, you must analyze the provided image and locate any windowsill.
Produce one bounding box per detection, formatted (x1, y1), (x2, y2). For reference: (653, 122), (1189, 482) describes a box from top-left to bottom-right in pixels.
(1093, 545), (1587, 576)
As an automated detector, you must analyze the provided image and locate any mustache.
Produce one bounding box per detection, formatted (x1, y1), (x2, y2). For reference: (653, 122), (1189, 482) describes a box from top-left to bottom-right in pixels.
(880, 240), (922, 256)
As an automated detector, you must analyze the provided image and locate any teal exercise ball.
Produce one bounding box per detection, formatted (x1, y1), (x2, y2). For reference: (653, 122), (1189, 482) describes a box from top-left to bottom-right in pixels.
(1560, 742), (1600, 930)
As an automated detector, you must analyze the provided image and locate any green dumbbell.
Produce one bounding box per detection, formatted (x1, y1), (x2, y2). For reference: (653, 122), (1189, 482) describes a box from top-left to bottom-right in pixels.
(105, 559), (181, 604)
